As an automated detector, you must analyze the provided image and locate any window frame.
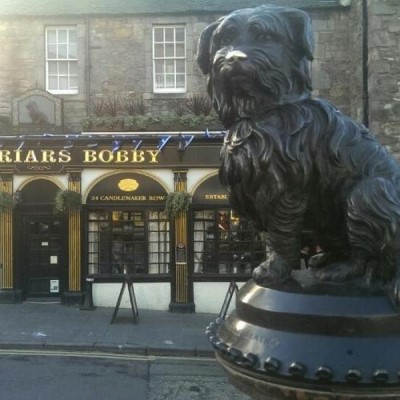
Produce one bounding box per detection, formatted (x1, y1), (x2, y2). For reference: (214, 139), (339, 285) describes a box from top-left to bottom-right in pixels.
(45, 26), (79, 95)
(152, 25), (187, 94)
(87, 208), (171, 276)
(191, 208), (265, 278)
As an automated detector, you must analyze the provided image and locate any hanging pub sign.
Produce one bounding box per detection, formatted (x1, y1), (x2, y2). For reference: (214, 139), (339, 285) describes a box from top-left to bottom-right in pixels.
(86, 172), (168, 206)
(192, 174), (230, 205)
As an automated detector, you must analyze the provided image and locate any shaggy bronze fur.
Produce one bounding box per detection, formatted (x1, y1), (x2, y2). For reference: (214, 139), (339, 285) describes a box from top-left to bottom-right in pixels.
(197, 5), (400, 302)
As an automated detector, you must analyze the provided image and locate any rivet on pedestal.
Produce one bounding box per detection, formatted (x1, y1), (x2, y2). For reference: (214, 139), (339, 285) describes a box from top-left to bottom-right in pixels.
(316, 366), (334, 381)
(373, 370), (389, 384)
(346, 369), (362, 383)
(288, 362), (306, 378)
(264, 357), (281, 373)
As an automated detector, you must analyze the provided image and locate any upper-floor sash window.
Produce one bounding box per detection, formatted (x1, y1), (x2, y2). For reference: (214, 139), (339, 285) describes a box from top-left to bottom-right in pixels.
(46, 26), (78, 95)
(153, 25), (186, 93)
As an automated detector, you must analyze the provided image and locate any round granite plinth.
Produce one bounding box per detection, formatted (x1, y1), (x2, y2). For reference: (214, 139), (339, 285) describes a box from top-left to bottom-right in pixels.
(206, 272), (400, 399)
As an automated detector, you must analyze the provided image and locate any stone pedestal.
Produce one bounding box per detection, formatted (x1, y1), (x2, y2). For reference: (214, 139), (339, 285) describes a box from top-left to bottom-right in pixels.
(206, 271), (400, 399)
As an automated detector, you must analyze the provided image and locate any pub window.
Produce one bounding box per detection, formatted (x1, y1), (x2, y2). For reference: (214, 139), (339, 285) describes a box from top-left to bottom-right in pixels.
(88, 209), (170, 275)
(152, 25), (186, 93)
(45, 26), (78, 94)
(193, 209), (265, 275)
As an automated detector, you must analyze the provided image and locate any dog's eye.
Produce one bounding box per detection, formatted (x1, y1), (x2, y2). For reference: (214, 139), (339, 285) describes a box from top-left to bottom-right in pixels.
(218, 33), (234, 47)
(215, 25), (237, 47)
(255, 32), (274, 42)
(218, 35), (234, 47)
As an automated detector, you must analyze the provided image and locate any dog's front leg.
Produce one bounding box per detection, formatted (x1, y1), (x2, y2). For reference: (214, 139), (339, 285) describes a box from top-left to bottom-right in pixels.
(253, 251), (295, 283)
(253, 200), (304, 284)
(388, 250), (400, 308)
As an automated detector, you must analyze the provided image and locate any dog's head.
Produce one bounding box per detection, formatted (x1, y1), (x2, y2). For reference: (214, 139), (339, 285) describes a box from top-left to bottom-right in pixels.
(197, 6), (314, 127)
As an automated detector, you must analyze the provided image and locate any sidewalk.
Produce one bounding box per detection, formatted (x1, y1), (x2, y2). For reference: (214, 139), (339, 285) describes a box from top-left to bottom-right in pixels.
(0, 301), (217, 356)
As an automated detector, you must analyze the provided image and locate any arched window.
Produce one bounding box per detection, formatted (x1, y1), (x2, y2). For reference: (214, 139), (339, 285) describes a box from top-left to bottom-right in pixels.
(191, 175), (265, 276)
(86, 173), (170, 276)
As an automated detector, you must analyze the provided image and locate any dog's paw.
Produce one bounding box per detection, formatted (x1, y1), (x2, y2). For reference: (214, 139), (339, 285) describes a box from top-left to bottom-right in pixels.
(252, 264), (280, 283)
(390, 276), (400, 308)
(312, 260), (361, 282)
(309, 252), (336, 269)
(252, 256), (292, 284)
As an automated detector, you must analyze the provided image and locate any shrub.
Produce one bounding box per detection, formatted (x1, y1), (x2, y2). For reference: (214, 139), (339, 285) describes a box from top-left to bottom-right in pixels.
(90, 97), (106, 117)
(185, 94), (213, 116)
(121, 95), (148, 116)
(81, 112), (223, 132)
(103, 94), (120, 117)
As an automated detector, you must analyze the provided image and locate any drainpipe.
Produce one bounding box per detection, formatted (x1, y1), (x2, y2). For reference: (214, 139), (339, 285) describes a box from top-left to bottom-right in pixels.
(362, 0), (369, 127)
(85, 17), (91, 116)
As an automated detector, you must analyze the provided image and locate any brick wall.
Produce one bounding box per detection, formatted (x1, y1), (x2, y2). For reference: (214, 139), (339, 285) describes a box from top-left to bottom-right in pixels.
(88, 14), (222, 115)
(367, 0), (400, 151)
(310, 8), (352, 116)
(0, 3), (398, 138)
(347, 0), (365, 124)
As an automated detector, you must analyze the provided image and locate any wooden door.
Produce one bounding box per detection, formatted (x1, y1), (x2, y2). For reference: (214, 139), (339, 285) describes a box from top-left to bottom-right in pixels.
(24, 216), (64, 296)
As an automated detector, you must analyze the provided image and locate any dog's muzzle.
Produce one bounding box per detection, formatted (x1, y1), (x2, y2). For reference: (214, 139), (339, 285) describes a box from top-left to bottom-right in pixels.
(225, 50), (247, 63)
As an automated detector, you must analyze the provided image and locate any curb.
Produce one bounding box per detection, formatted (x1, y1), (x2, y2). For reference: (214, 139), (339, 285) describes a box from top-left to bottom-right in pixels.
(0, 342), (215, 358)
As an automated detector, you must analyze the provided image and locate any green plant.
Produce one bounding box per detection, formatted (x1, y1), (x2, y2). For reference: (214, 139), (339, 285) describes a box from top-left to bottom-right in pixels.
(80, 117), (92, 130)
(80, 112), (223, 132)
(164, 192), (191, 218)
(90, 97), (106, 117)
(103, 94), (120, 117)
(185, 94), (213, 116)
(136, 115), (152, 130)
(54, 190), (81, 213)
(0, 191), (15, 212)
(158, 113), (176, 130)
(121, 95), (147, 116)
(179, 114), (202, 129)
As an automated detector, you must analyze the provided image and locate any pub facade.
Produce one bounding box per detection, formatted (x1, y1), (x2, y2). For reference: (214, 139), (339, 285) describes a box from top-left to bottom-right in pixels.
(0, 134), (265, 312)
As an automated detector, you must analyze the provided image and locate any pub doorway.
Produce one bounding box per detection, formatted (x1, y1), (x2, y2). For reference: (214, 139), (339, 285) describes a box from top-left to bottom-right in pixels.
(17, 178), (67, 298)
(23, 215), (64, 296)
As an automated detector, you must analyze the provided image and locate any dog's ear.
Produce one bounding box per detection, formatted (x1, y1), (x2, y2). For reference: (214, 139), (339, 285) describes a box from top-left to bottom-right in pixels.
(197, 19), (222, 75)
(282, 9), (314, 61)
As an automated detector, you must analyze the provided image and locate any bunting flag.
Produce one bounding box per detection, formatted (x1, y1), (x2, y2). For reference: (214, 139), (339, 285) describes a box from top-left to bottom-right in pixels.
(132, 139), (143, 150)
(178, 134), (194, 151)
(204, 129), (225, 139)
(112, 140), (121, 153)
(157, 135), (171, 152)
(64, 141), (74, 150)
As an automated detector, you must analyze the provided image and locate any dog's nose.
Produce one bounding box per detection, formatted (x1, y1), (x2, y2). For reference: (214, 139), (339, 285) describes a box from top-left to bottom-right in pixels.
(225, 50), (247, 63)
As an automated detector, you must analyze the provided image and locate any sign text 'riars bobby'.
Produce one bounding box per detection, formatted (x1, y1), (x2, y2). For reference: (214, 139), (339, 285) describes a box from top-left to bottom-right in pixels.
(0, 149), (160, 164)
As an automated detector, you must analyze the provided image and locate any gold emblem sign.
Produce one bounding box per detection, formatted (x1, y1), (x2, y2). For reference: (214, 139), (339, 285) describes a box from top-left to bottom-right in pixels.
(118, 178), (139, 192)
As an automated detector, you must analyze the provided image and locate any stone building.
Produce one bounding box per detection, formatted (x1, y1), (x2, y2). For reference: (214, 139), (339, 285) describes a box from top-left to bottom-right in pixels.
(0, 0), (398, 312)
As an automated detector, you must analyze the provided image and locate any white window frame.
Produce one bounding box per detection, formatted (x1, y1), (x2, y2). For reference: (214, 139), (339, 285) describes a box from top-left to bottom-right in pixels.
(152, 25), (186, 94)
(45, 26), (78, 95)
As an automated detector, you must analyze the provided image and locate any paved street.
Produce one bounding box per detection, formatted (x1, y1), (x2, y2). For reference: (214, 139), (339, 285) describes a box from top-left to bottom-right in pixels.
(0, 303), (215, 356)
(0, 302), (250, 398)
(0, 350), (250, 400)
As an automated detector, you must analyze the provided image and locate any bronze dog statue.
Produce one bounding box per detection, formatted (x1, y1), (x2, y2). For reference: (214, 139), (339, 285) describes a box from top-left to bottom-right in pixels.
(197, 5), (400, 303)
